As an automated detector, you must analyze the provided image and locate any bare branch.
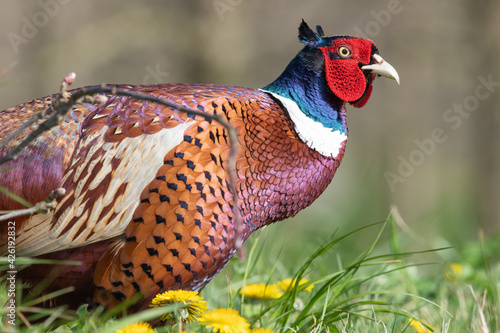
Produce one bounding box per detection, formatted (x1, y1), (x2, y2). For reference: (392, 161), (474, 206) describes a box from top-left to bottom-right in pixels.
(0, 83), (237, 166)
(227, 124), (245, 258)
(0, 188), (66, 222)
(0, 73), (76, 154)
(0, 110), (48, 150)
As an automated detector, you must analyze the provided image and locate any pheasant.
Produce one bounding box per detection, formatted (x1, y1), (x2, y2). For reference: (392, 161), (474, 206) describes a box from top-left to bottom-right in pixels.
(0, 21), (399, 310)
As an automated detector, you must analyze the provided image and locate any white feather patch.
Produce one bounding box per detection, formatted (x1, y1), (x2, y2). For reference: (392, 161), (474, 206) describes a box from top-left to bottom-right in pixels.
(261, 90), (347, 158)
(16, 122), (193, 256)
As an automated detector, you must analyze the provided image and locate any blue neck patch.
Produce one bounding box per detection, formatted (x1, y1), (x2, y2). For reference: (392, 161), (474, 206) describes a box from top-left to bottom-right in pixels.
(262, 50), (347, 133)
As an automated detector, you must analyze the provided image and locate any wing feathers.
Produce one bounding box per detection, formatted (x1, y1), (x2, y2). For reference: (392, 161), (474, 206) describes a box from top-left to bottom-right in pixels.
(15, 99), (194, 256)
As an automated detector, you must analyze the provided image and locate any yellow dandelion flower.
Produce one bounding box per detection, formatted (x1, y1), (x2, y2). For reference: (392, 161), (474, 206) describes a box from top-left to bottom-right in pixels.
(199, 308), (250, 333)
(409, 318), (434, 333)
(240, 283), (284, 299)
(116, 321), (154, 333)
(150, 289), (208, 323)
(250, 328), (274, 333)
(445, 263), (463, 282)
(277, 278), (314, 292)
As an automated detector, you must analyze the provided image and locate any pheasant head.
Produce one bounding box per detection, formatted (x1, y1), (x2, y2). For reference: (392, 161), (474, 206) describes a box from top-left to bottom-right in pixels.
(264, 20), (399, 130)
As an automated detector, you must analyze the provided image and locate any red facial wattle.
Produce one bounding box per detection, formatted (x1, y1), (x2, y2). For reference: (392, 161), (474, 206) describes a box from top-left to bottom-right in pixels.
(321, 38), (374, 104)
(350, 73), (377, 108)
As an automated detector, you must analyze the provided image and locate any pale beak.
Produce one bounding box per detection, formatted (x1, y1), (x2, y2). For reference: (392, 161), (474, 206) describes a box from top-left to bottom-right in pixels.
(361, 54), (400, 85)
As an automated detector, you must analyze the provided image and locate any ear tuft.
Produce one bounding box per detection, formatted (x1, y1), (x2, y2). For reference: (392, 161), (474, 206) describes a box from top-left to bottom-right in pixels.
(316, 25), (325, 37)
(298, 19), (322, 46)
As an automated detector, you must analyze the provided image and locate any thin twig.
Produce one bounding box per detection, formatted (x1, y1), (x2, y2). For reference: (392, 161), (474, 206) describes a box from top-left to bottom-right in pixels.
(0, 73), (75, 162)
(0, 188), (66, 222)
(0, 84), (238, 166)
(0, 103), (56, 150)
(226, 123), (245, 258)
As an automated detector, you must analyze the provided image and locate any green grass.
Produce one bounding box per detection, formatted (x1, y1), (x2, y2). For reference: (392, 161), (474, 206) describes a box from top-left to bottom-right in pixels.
(1, 210), (499, 332)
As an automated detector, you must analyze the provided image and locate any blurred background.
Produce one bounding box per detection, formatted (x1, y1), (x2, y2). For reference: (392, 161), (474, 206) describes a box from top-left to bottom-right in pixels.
(1, 1), (499, 266)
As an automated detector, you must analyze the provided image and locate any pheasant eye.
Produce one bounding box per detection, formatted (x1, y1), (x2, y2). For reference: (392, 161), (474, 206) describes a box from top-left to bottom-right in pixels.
(337, 46), (351, 58)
